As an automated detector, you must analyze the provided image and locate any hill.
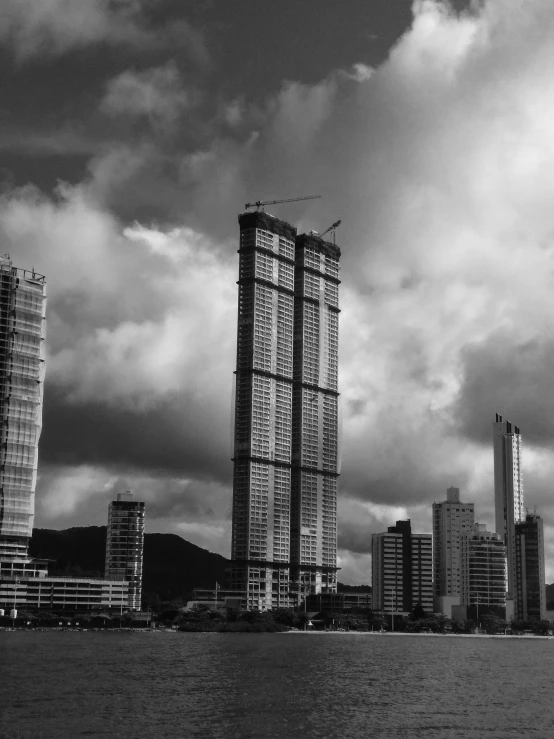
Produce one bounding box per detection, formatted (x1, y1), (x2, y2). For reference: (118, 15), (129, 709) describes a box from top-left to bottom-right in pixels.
(29, 527), (229, 605)
(29, 527), (370, 607)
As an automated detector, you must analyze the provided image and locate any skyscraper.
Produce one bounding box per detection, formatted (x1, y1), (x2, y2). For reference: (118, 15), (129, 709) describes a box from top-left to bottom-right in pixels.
(460, 523), (506, 616)
(371, 520), (433, 615)
(290, 232), (340, 602)
(229, 211), (340, 610)
(493, 414), (524, 599)
(0, 256), (46, 567)
(432, 486), (475, 612)
(105, 492), (145, 611)
(229, 211), (297, 610)
(514, 513), (546, 622)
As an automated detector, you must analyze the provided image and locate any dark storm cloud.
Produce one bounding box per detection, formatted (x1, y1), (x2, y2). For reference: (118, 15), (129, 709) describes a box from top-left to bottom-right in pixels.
(454, 332), (554, 447)
(338, 521), (372, 555)
(41, 385), (232, 483)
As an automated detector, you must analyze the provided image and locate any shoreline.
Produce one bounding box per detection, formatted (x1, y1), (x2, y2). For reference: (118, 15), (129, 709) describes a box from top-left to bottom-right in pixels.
(283, 630), (554, 639)
(1, 627), (552, 639)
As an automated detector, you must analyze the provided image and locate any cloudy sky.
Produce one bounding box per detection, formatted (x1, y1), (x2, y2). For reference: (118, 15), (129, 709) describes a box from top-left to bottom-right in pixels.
(4, 0), (554, 584)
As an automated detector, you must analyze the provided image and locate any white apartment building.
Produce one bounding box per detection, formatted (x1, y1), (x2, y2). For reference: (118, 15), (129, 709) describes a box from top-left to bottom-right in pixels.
(432, 486), (475, 613)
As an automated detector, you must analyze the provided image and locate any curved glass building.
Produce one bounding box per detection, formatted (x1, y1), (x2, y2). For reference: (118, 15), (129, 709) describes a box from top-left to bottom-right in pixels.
(0, 255), (46, 562)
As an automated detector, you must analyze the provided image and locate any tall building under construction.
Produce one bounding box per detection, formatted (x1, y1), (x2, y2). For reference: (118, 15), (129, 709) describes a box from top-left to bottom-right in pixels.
(0, 256), (46, 570)
(228, 210), (340, 609)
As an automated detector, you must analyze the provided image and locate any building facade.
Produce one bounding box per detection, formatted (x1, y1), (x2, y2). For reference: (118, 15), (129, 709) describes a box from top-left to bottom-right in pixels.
(229, 211), (340, 610)
(228, 211), (297, 610)
(0, 256), (46, 565)
(371, 520), (433, 614)
(493, 414), (524, 600)
(514, 513), (546, 622)
(432, 487), (475, 609)
(0, 572), (129, 616)
(105, 492), (145, 610)
(305, 591), (371, 612)
(461, 523), (506, 614)
(290, 232), (340, 603)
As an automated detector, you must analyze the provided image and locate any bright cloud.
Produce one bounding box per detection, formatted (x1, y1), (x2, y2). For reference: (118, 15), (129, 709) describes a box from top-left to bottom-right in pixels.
(101, 62), (193, 131)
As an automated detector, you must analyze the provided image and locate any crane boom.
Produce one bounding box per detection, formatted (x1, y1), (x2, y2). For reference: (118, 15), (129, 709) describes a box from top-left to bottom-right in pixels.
(244, 195), (321, 211)
(320, 220), (342, 243)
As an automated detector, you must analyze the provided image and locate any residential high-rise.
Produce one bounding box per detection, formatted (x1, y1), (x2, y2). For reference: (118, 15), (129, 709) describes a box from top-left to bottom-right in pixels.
(228, 211), (340, 610)
(493, 414), (524, 599)
(460, 523), (506, 615)
(105, 491), (145, 610)
(228, 211), (297, 610)
(514, 513), (546, 622)
(432, 486), (474, 612)
(0, 256), (46, 567)
(290, 232), (340, 602)
(371, 520), (433, 615)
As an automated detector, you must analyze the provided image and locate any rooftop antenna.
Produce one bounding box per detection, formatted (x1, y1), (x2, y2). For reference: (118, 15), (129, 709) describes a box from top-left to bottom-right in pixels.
(320, 220), (342, 245)
(244, 195), (321, 212)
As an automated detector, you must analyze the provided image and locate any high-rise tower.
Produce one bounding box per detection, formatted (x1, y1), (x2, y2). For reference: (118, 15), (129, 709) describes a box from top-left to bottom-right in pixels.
(105, 491), (145, 611)
(493, 413), (523, 598)
(229, 212), (341, 610)
(432, 487), (474, 608)
(0, 256), (46, 565)
(290, 232), (340, 600)
(229, 211), (297, 610)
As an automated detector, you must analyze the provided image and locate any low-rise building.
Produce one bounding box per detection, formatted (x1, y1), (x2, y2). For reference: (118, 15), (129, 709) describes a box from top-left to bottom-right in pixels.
(305, 591), (371, 611)
(185, 588), (245, 611)
(0, 574), (129, 616)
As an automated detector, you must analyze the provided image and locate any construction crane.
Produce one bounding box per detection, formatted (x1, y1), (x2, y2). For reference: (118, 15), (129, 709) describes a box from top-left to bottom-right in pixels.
(320, 219), (342, 244)
(244, 195), (321, 211)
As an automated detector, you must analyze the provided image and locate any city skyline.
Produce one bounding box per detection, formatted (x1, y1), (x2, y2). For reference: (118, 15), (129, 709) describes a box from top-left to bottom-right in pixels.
(4, 1), (554, 585)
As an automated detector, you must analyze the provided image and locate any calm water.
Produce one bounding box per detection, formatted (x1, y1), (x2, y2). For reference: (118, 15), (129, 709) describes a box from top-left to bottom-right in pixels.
(1, 632), (553, 739)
